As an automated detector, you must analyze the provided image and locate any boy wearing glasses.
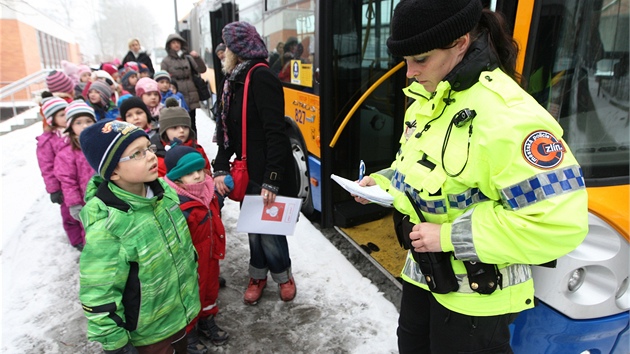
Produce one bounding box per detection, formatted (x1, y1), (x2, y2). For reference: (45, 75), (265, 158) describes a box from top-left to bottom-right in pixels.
(78, 119), (200, 354)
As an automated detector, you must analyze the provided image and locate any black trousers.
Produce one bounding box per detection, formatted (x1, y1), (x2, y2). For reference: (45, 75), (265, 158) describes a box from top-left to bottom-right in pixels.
(398, 280), (518, 354)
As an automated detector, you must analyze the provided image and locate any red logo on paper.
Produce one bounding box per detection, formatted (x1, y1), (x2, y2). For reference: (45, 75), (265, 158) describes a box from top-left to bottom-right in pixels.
(261, 203), (286, 222)
(522, 130), (565, 169)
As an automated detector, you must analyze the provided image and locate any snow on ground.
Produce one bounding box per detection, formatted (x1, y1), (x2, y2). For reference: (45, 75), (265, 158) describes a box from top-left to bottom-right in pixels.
(1, 109), (400, 353)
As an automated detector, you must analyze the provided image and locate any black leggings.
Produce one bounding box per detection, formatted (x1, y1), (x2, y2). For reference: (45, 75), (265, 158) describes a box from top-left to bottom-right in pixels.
(397, 280), (518, 354)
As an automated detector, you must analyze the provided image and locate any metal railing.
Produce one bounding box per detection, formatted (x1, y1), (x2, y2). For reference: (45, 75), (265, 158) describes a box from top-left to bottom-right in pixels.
(0, 69), (57, 117)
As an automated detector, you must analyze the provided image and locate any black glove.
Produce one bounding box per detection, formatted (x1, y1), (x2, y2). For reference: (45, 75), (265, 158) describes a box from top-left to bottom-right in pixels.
(50, 191), (64, 204)
(103, 343), (138, 354)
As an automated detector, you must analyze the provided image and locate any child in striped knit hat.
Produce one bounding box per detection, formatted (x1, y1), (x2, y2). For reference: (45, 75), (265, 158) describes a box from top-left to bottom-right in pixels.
(36, 93), (69, 202)
(43, 71), (74, 128)
(53, 100), (97, 250)
(45, 71), (75, 99)
(35, 93), (85, 250)
(85, 80), (120, 121)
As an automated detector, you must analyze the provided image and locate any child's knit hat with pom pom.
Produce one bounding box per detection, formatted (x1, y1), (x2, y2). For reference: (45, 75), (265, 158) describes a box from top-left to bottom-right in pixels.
(158, 97), (192, 140)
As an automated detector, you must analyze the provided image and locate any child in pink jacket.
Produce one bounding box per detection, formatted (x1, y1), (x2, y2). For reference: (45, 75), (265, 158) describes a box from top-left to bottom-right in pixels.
(36, 93), (85, 249)
(53, 100), (97, 250)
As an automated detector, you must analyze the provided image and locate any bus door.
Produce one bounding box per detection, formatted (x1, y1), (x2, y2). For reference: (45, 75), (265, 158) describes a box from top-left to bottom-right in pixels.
(320, 0), (407, 229)
(209, 2), (236, 92)
(227, 0), (408, 229)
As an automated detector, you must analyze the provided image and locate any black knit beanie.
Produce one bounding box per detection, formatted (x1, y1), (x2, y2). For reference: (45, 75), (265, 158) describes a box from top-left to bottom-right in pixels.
(119, 96), (152, 122)
(387, 0), (483, 57)
(80, 119), (148, 181)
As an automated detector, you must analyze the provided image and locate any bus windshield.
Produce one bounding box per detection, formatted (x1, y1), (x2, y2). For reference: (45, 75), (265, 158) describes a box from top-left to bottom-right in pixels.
(524, 0), (629, 183)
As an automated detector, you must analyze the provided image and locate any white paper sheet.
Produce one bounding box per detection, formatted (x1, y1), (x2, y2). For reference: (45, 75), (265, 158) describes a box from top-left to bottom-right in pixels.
(236, 195), (302, 235)
(331, 174), (394, 208)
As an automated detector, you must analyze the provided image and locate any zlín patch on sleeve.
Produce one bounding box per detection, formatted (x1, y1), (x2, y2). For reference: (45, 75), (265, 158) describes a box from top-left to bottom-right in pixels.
(522, 130), (565, 169)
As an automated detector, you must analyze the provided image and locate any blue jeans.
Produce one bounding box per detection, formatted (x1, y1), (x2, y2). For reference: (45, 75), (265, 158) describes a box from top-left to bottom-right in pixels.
(248, 233), (292, 284)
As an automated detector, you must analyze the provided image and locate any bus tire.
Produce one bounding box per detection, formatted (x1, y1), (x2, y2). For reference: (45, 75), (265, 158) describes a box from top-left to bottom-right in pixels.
(285, 117), (314, 217)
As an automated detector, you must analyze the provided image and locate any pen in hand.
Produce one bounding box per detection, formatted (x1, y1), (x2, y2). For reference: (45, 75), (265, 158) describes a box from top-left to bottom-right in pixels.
(358, 160), (365, 181)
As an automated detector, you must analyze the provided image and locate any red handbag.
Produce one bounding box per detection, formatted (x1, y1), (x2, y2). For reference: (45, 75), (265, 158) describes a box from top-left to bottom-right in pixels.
(228, 63), (268, 201)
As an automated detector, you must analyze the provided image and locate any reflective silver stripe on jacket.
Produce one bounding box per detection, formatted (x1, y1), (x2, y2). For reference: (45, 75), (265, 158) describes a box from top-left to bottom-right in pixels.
(402, 256), (532, 294)
(500, 165), (585, 210)
(376, 168), (395, 181)
(450, 209), (477, 260)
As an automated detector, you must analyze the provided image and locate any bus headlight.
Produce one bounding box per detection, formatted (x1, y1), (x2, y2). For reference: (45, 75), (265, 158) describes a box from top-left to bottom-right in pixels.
(532, 213), (629, 319)
(568, 268), (586, 292)
(617, 277), (629, 300)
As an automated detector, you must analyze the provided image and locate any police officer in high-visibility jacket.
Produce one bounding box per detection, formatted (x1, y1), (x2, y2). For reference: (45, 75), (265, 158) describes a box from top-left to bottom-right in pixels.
(354, 1), (588, 353)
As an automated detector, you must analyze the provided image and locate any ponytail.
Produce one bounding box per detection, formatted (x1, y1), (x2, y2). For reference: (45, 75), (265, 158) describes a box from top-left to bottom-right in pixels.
(473, 9), (520, 82)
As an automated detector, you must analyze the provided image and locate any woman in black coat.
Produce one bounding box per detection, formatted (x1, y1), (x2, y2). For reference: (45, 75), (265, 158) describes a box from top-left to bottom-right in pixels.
(121, 38), (155, 77)
(213, 22), (298, 306)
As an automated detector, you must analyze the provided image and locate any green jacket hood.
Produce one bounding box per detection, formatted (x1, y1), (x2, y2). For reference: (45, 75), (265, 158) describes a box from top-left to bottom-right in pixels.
(81, 176), (176, 227)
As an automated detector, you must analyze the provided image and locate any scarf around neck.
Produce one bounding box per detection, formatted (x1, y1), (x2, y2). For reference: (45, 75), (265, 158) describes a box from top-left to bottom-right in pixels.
(220, 60), (251, 149)
(148, 102), (164, 119)
(165, 174), (215, 207)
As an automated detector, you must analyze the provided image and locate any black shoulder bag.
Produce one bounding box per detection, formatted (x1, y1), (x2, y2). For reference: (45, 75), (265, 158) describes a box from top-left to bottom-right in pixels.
(187, 56), (212, 101)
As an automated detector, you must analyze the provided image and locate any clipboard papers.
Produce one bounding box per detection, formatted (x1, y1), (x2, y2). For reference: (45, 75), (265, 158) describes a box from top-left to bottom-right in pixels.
(236, 195), (302, 235)
(331, 174), (394, 208)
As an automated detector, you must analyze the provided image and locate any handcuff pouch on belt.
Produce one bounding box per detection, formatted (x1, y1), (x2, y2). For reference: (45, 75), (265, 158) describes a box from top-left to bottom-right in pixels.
(393, 209), (502, 295)
(461, 260), (502, 294)
(393, 210), (459, 294)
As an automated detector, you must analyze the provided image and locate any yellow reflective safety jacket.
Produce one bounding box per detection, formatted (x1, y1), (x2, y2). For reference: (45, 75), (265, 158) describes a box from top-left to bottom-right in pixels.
(372, 63), (588, 317)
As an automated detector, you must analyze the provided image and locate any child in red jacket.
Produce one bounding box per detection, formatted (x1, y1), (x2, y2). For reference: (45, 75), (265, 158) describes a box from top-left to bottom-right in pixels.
(163, 144), (230, 352)
(151, 98), (210, 177)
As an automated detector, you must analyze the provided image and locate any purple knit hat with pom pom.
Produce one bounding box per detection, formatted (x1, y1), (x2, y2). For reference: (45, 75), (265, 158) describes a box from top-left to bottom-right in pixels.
(46, 71), (75, 94)
(222, 22), (268, 59)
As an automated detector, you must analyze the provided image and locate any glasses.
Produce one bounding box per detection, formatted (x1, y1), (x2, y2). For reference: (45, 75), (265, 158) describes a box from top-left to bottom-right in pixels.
(119, 145), (157, 162)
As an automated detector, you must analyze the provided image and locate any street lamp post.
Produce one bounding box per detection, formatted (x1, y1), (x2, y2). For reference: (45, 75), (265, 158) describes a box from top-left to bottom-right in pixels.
(174, 0), (179, 33)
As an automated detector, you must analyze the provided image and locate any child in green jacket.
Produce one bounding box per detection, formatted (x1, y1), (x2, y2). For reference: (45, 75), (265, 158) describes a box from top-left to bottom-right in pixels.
(78, 119), (200, 354)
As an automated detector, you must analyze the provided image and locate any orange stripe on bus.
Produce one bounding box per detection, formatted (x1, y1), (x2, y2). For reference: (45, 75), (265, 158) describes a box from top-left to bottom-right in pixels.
(513, 0), (535, 77)
(588, 185), (630, 242)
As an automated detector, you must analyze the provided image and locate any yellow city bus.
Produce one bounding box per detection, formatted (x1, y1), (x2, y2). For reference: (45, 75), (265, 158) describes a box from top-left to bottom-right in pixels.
(199, 0), (629, 352)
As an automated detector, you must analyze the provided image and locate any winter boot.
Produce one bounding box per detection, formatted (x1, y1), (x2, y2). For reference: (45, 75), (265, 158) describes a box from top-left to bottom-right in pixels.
(187, 327), (208, 354)
(198, 315), (229, 346)
(243, 278), (267, 305)
(279, 277), (296, 302)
